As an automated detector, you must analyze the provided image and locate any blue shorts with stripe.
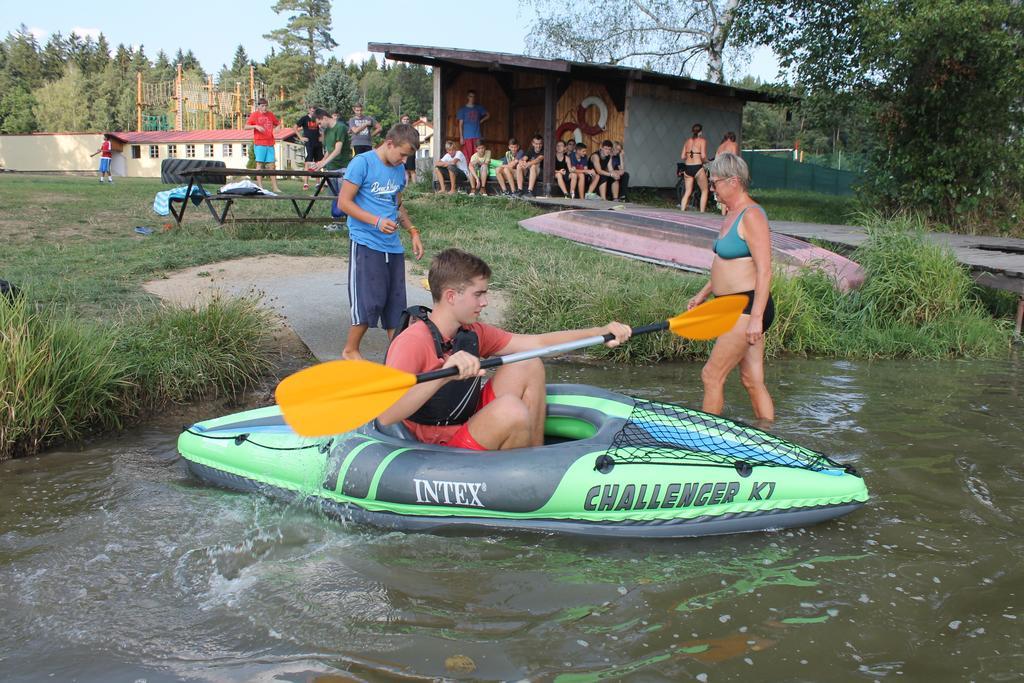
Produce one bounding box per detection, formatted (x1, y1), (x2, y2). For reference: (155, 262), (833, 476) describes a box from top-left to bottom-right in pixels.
(348, 241), (406, 329)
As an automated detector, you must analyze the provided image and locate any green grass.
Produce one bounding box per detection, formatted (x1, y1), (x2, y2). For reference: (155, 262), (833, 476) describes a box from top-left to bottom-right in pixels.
(617, 186), (860, 225)
(0, 175), (1014, 457)
(749, 189), (861, 224)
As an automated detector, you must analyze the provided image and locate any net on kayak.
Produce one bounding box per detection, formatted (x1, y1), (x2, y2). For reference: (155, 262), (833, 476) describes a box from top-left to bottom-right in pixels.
(603, 399), (843, 473)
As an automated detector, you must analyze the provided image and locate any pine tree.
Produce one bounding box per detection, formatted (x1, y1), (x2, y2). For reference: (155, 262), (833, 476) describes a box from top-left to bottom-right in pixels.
(40, 32), (68, 82)
(263, 0), (337, 90)
(2, 26), (44, 90)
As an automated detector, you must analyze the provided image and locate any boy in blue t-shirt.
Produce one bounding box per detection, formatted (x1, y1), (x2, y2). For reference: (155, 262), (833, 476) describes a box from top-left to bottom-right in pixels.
(456, 90), (489, 162)
(337, 123), (425, 360)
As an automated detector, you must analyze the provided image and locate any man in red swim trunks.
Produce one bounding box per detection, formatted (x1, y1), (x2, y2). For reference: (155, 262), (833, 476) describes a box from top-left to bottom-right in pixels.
(381, 248), (631, 450)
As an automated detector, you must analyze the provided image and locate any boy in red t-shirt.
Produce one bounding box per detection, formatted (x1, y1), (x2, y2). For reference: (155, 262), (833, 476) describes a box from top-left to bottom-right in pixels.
(382, 249), (631, 450)
(90, 134), (113, 183)
(244, 98), (283, 192)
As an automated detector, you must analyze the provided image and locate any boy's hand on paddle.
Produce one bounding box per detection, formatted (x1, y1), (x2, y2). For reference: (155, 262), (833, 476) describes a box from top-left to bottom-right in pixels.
(602, 322), (633, 348)
(442, 350), (485, 380)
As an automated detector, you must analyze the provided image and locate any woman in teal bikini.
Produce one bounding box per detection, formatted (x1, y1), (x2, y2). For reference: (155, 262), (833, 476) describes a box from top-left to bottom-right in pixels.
(687, 153), (775, 421)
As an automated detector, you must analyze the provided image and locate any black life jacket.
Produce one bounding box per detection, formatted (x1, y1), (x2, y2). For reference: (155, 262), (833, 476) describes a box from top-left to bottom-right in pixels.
(388, 306), (483, 426)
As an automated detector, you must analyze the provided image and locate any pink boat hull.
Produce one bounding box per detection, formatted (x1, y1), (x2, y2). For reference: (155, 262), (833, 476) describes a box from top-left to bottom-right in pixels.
(519, 208), (865, 291)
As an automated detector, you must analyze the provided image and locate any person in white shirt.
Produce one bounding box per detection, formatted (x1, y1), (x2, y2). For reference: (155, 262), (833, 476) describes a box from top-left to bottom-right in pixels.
(433, 140), (469, 194)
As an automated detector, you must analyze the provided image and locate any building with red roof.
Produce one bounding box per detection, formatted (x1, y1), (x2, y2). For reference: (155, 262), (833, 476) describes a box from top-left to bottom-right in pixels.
(0, 128), (303, 178)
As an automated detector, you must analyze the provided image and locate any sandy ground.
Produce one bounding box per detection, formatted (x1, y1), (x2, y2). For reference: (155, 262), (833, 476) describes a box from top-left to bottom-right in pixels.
(142, 254), (506, 363)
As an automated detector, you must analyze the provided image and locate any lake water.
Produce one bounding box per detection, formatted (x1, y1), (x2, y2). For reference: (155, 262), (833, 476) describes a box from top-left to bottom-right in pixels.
(1, 357), (1021, 681)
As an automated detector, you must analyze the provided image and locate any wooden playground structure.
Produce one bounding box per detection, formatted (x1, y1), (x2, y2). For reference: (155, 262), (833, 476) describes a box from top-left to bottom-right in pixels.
(135, 64), (285, 132)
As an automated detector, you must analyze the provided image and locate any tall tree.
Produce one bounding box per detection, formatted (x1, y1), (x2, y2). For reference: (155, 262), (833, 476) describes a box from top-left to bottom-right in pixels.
(218, 44), (252, 86)
(40, 32), (68, 82)
(2, 26), (44, 90)
(32, 64), (92, 131)
(0, 87), (37, 133)
(151, 50), (174, 82)
(263, 0), (337, 89)
(738, 0), (1024, 225)
(523, 0), (744, 82)
(305, 65), (357, 117)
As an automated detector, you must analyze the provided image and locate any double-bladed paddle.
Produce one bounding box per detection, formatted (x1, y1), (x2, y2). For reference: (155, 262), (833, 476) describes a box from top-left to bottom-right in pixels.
(276, 294), (747, 437)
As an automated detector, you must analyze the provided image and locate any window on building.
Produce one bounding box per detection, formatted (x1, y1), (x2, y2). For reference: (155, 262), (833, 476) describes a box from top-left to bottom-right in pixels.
(185, 144), (196, 159)
(167, 144), (177, 158)
(204, 144), (214, 157)
(241, 143), (248, 158)
(222, 143), (233, 157)
(149, 145), (159, 158)
(131, 145), (141, 159)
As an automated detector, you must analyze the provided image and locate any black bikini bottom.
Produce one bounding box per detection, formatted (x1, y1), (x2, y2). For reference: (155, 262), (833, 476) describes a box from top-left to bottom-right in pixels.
(732, 290), (775, 332)
(683, 164), (704, 178)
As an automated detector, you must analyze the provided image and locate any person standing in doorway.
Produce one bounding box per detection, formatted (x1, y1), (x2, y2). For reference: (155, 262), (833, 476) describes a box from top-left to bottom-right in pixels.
(336, 123), (425, 360)
(349, 103), (381, 156)
(244, 98), (283, 193)
(400, 113), (417, 185)
(90, 133), (114, 183)
(456, 90), (489, 162)
(296, 105), (323, 190)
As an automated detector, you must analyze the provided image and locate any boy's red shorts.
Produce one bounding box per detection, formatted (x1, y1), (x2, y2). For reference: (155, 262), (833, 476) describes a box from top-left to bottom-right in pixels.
(443, 381), (496, 451)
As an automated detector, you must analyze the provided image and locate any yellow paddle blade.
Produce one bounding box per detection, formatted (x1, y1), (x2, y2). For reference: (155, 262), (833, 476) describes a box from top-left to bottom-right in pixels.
(275, 359), (417, 437)
(666, 294), (748, 340)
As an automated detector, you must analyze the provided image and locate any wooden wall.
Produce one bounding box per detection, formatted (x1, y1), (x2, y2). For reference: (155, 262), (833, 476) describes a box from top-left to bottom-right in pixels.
(555, 81), (625, 151)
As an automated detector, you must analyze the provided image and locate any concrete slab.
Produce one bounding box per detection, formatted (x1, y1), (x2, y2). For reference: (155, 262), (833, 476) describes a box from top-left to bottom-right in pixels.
(143, 253), (507, 363)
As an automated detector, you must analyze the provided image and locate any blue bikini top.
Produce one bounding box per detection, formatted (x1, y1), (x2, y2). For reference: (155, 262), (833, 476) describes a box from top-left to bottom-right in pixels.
(713, 206), (764, 260)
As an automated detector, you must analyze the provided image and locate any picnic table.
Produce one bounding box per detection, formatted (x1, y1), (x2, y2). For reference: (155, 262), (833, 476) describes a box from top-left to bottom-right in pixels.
(168, 167), (344, 225)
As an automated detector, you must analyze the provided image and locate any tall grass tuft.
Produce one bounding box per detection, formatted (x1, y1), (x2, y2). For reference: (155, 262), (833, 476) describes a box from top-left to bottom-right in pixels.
(116, 295), (275, 411)
(502, 213), (1011, 361)
(0, 293), (274, 461)
(0, 296), (130, 459)
(854, 212), (975, 326)
(504, 260), (714, 363)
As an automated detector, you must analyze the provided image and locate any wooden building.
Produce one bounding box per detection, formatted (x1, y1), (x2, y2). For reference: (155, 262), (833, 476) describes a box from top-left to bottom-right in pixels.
(368, 43), (778, 191)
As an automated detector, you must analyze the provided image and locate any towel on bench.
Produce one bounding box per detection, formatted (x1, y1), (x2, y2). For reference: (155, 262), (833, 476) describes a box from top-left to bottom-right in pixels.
(153, 185), (210, 216)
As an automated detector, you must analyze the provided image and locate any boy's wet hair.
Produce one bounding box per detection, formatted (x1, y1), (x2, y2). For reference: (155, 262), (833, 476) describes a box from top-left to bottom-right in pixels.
(508, 137), (519, 146)
(532, 134), (543, 143)
(601, 139), (613, 148)
(428, 249), (492, 302)
(386, 123), (420, 150)
(575, 142), (587, 150)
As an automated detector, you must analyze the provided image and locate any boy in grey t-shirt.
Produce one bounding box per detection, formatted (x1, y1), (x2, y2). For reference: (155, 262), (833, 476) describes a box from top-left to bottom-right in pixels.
(348, 103), (382, 155)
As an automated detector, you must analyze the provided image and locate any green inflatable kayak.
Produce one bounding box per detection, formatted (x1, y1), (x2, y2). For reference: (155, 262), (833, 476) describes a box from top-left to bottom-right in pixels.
(177, 384), (868, 538)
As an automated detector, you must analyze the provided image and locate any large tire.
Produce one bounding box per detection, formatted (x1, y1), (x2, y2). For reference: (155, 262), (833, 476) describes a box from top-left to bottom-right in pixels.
(160, 159), (227, 185)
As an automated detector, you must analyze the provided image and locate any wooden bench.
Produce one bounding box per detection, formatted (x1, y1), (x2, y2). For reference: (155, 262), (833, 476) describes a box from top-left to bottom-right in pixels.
(168, 166), (345, 225)
(199, 193), (342, 224)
